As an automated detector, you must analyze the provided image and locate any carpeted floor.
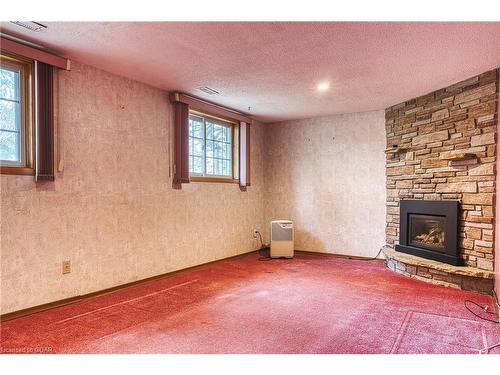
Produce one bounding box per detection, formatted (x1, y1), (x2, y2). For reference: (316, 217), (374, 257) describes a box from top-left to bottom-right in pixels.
(1, 252), (499, 354)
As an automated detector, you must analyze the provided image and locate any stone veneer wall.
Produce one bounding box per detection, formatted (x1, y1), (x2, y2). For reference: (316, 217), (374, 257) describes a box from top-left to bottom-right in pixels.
(385, 69), (499, 272)
(496, 92), (500, 298)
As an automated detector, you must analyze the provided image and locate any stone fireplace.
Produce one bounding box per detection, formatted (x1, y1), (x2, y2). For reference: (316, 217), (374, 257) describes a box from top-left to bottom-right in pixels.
(383, 69), (499, 293)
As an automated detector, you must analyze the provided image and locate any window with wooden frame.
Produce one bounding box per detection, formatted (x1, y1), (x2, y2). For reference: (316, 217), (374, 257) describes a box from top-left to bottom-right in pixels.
(170, 92), (250, 190)
(0, 52), (34, 175)
(188, 110), (239, 183)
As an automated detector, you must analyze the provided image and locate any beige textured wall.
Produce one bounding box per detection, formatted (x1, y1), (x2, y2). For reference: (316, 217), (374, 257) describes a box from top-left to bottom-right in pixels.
(263, 111), (386, 257)
(0, 62), (266, 314)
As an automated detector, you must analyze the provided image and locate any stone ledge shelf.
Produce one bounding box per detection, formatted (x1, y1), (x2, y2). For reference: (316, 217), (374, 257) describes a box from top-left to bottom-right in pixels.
(438, 152), (477, 161)
(382, 246), (494, 294)
(384, 146), (413, 155)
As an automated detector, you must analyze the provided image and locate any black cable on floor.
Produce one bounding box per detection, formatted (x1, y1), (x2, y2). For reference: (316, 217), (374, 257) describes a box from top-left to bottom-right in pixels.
(255, 230), (384, 262)
(255, 231), (264, 249)
(465, 300), (500, 354)
(347, 247), (384, 261)
(364, 246), (383, 261)
(464, 299), (499, 324)
(255, 230), (272, 261)
(258, 247), (272, 261)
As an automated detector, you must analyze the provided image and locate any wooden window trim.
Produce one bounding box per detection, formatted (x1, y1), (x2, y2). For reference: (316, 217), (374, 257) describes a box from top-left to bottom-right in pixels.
(170, 92), (251, 189)
(170, 92), (251, 123)
(188, 110), (239, 182)
(189, 108), (238, 126)
(0, 52), (35, 175)
(0, 37), (70, 71)
(190, 176), (239, 184)
(0, 166), (34, 175)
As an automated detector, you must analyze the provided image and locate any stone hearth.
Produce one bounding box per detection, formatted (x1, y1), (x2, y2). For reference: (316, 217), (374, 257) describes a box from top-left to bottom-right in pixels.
(384, 69), (499, 293)
(383, 247), (494, 293)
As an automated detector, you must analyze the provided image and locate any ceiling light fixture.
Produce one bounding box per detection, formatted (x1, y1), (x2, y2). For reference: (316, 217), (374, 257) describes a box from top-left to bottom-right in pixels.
(317, 82), (330, 92)
(10, 21), (47, 32)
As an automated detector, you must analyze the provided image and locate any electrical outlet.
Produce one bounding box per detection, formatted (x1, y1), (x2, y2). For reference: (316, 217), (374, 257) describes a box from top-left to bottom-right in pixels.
(62, 260), (71, 275)
(253, 229), (259, 238)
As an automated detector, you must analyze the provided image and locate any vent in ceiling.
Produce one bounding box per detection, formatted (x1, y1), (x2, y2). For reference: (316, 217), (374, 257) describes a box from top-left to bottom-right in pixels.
(10, 21), (47, 32)
(198, 86), (219, 95)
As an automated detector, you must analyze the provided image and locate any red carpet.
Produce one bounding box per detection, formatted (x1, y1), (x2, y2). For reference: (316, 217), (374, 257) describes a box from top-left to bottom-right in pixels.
(1, 252), (499, 354)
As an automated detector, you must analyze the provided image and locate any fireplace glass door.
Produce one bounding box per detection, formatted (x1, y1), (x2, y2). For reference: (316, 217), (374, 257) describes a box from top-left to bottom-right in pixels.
(409, 214), (445, 252)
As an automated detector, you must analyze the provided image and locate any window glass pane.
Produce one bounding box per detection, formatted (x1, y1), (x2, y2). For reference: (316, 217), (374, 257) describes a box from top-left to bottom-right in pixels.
(189, 112), (233, 178)
(0, 99), (20, 131)
(206, 122), (213, 140)
(189, 115), (203, 138)
(222, 143), (230, 159)
(205, 157), (214, 175)
(213, 141), (222, 158)
(223, 126), (231, 143)
(189, 139), (204, 174)
(0, 67), (20, 101)
(0, 66), (21, 163)
(192, 156), (203, 174)
(189, 115), (205, 175)
(214, 158), (223, 176)
(0, 130), (20, 162)
(222, 159), (231, 176)
(193, 138), (203, 157)
(205, 140), (213, 158)
(213, 124), (223, 141)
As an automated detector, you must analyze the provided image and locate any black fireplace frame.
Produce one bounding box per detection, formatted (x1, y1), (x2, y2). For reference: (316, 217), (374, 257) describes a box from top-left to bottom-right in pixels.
(395, 200), (460, 266)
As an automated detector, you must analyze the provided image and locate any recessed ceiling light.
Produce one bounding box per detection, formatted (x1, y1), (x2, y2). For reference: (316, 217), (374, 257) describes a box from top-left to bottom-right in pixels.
(317, 82), (330, 92)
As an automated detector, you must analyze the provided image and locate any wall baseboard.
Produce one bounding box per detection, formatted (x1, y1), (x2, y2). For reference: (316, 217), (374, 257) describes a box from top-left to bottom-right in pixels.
(1, 250), (259, 322)
(295, 249), (385, 261)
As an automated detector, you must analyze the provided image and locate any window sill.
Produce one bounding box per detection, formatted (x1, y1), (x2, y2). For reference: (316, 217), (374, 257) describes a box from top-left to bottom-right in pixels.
(190, 176), (238, 184)
(0, 166), (35, 176)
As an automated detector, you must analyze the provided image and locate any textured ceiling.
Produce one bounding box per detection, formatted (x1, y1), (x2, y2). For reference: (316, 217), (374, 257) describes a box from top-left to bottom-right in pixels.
(1, 22), (499, 122)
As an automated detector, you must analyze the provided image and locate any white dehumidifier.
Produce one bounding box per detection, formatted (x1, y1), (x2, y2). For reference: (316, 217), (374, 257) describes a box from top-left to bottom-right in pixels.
(270, 220), (294, 258)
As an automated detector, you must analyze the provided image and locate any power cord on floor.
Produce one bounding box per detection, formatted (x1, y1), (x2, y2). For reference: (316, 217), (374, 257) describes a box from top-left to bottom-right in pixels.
(349, 246), (384, 261)
(254, 231), (384, 262)
(464, 300), (500, 354)
(254, 230), (272, 261)
(479, 342), (500, 354)
(258, 247), (272, 261)
(464, 299), (499, 323)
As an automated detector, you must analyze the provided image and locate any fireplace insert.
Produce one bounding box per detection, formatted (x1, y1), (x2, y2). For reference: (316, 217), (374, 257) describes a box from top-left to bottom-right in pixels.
(395, 200), (460, 265)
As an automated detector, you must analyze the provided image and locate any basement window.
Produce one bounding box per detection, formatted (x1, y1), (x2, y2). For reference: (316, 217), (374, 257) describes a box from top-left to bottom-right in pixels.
(188, 110), (238, 183)
(0, 53), (34, 175)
